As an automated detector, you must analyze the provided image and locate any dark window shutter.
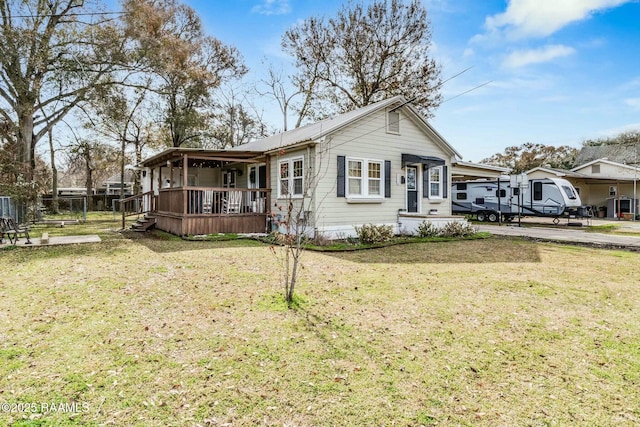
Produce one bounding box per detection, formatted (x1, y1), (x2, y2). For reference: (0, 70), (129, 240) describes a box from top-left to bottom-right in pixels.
(337, 156), (345, 197)
(423, 167), (429, 198)
(384, 160), (391, 198)
(443, 165), (448, 198)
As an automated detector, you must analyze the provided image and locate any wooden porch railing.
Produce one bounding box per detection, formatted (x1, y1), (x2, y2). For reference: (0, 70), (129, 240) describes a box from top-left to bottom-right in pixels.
(120, 191), (157, 218)
(157, 187), (270, 216)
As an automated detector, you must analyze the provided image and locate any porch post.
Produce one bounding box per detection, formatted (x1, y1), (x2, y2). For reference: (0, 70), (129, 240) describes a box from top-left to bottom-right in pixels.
(265, 154), (271, 215)
(183, 154), (189, 186)
(183, 154), (189, 215)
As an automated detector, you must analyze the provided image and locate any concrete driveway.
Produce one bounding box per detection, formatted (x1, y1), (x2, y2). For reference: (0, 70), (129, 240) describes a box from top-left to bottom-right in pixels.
(475, 217), (640, 250)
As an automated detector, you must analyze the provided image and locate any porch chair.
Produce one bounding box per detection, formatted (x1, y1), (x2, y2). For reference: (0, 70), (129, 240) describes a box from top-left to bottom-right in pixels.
(202, 190), (213, 214)
(2, 217), (32, 245)
(223, 190), (242, 214)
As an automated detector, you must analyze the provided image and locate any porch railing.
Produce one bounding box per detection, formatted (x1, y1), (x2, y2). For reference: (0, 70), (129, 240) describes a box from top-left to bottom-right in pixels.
(120, 191), (157, 218)
(157, 187), (270, 216)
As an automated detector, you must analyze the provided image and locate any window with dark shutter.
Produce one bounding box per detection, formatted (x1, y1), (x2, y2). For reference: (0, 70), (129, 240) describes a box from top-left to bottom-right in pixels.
(337, 156), (345, 197)
(384, 160), (391, 198)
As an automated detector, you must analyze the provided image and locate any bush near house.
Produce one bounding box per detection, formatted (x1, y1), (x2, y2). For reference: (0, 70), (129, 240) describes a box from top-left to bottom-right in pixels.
(355, 223), (394, 244)
(417, 220), (477, 238)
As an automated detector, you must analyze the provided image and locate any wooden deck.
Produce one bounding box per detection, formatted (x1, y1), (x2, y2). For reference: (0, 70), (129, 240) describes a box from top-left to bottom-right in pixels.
(151, 187), (270, 236)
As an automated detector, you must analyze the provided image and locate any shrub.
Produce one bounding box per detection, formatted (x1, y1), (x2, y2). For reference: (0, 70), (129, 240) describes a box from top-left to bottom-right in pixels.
(355, 224), (394, 244)
(417, 220), (477, 238)
(416, 221), (439, 238)
(440, 221), (477, 237)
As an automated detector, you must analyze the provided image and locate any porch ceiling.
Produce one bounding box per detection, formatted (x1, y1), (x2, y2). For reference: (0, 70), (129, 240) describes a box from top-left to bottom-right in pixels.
(140, 148), (265, 168)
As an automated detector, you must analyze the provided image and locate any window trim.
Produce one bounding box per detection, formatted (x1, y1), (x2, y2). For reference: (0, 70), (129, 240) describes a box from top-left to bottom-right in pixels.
(386, 110), (400, 134)
(345, 157), (385, 199)
(428, 165), (443, 199)
(277, 156), (305, 199)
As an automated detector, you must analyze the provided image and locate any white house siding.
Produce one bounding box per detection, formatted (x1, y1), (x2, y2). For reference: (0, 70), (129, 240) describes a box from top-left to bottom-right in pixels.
(268, 147), (315, 233)
(573, 162), (638, 180)
(308, 108), (454, 238)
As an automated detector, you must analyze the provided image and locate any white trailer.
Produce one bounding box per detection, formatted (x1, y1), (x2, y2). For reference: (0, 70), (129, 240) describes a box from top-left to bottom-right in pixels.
(451, 176), (591, 222)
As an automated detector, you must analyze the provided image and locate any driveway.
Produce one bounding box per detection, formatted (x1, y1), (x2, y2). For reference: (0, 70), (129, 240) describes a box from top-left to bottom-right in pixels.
(475, 218), (640, 250)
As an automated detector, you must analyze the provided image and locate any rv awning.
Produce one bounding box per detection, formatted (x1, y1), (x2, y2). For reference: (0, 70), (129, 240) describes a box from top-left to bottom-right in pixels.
(401, 154), (446, 168)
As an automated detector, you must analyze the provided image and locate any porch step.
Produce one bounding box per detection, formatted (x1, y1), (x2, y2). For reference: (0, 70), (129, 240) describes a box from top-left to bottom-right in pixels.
(131, 215), (156, 232)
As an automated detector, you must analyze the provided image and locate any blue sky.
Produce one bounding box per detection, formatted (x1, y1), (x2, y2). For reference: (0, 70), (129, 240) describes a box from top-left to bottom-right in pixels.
(164, 0), (640, 162)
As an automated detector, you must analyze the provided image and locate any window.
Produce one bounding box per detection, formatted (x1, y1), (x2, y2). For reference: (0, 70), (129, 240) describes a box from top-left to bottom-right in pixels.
(533, 181), (543, 201)
(278, 157), (304, 198)
(387, 110), (400, 134)
(348, 160), (362, 195)
(496, 189), (506, 197)
(223, 170), (236, 188)
(456, 183), (467, 191)
(562, 185), (577, 200)
(456, 192), (467, 200)
(429, 166), (442, 198)
(368, 162), (381, 196)
(347, 158), (384, 198)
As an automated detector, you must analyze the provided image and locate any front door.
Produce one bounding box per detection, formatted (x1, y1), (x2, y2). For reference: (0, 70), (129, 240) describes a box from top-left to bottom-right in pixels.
(406, 166), (418, 213)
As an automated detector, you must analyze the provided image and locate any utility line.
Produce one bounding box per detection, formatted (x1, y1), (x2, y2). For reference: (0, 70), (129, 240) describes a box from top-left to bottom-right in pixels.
(6, 11), (126, 19)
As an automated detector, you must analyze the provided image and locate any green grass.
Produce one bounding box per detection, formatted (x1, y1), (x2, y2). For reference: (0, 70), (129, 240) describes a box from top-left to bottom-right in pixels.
(1, 214), (639, 425)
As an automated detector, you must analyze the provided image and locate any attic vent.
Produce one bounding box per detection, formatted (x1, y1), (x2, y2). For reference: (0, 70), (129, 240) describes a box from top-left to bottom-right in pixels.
(387, 110), (400, 134)
(592, 164), (600, 173)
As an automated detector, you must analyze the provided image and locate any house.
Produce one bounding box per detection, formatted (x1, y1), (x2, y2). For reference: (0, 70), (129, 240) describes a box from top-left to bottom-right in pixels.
(450, 160), (508, 181)
(527, 158), (639, 218)
(135, 96), (469, 238)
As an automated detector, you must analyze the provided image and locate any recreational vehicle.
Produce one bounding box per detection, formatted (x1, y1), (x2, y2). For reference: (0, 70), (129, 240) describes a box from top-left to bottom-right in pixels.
(451, 176), (590, 222)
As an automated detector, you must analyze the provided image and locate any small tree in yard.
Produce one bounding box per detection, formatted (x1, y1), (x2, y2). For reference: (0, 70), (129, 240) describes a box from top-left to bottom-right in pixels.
(269, 197), (310, 306)
(268, 147), (329, 307)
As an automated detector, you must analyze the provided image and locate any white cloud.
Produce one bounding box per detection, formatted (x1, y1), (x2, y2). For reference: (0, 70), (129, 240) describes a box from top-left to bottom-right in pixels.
(251, 0), (291, 16)
(625, 98), (640, 109)
(483, 0), (631, 40)
(503, 45), (576, 68)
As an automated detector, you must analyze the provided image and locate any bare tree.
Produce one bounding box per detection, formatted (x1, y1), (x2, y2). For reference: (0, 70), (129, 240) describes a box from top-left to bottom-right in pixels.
(209, 84), (269, 148)
(66, 138), (121, 209)
(84, 84), (160, 198)
(268, 142), (335, 307)
(258, 63), (322, 130)
(0, 0), (127, 184)
(122, 0), (247, 148)
(282, 0), (442, 119)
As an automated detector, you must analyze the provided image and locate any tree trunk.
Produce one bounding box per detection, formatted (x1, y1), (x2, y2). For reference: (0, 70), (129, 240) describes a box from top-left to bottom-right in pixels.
(17, 113), (35, 180)
(48, 128), (59, 214)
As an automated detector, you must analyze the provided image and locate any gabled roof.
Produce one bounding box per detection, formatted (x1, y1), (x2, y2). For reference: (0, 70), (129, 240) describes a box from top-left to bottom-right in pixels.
(571, 158), (639, 173)
(453, 160), (509, 173)
(526, 166), (589, 178)
(231, 96), (462, 158)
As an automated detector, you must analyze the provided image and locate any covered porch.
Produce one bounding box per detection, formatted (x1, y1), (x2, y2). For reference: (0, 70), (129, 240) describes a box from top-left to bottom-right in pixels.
(134, 148), (272, 236)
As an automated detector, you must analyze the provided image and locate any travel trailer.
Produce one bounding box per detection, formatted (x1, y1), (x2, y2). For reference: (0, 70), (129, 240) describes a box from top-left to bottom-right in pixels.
(451, 176), (590, 222)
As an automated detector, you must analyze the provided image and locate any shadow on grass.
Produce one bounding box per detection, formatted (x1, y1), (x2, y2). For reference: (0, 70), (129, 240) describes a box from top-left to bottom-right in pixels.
(321, 236), (541, 264)
(124, 229), (267, 254)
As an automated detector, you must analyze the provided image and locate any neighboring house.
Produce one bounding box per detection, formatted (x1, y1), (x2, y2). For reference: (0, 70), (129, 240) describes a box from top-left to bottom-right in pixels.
(451, 160), (508, 181)
(527, 158), (639, 218)
(136, 96), (471, 237)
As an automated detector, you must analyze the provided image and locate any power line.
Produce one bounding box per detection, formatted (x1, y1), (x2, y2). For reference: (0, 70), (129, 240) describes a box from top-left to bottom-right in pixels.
(7, 11), (126, 19)
(441, 81), (492, 104)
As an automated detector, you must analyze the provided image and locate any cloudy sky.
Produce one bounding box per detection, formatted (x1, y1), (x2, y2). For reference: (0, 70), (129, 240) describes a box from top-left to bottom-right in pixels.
(177, 0), (640, 161)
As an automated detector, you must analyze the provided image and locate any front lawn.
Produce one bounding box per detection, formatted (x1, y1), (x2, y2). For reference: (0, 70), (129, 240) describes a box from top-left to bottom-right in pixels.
(1, 216), (639, 425)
